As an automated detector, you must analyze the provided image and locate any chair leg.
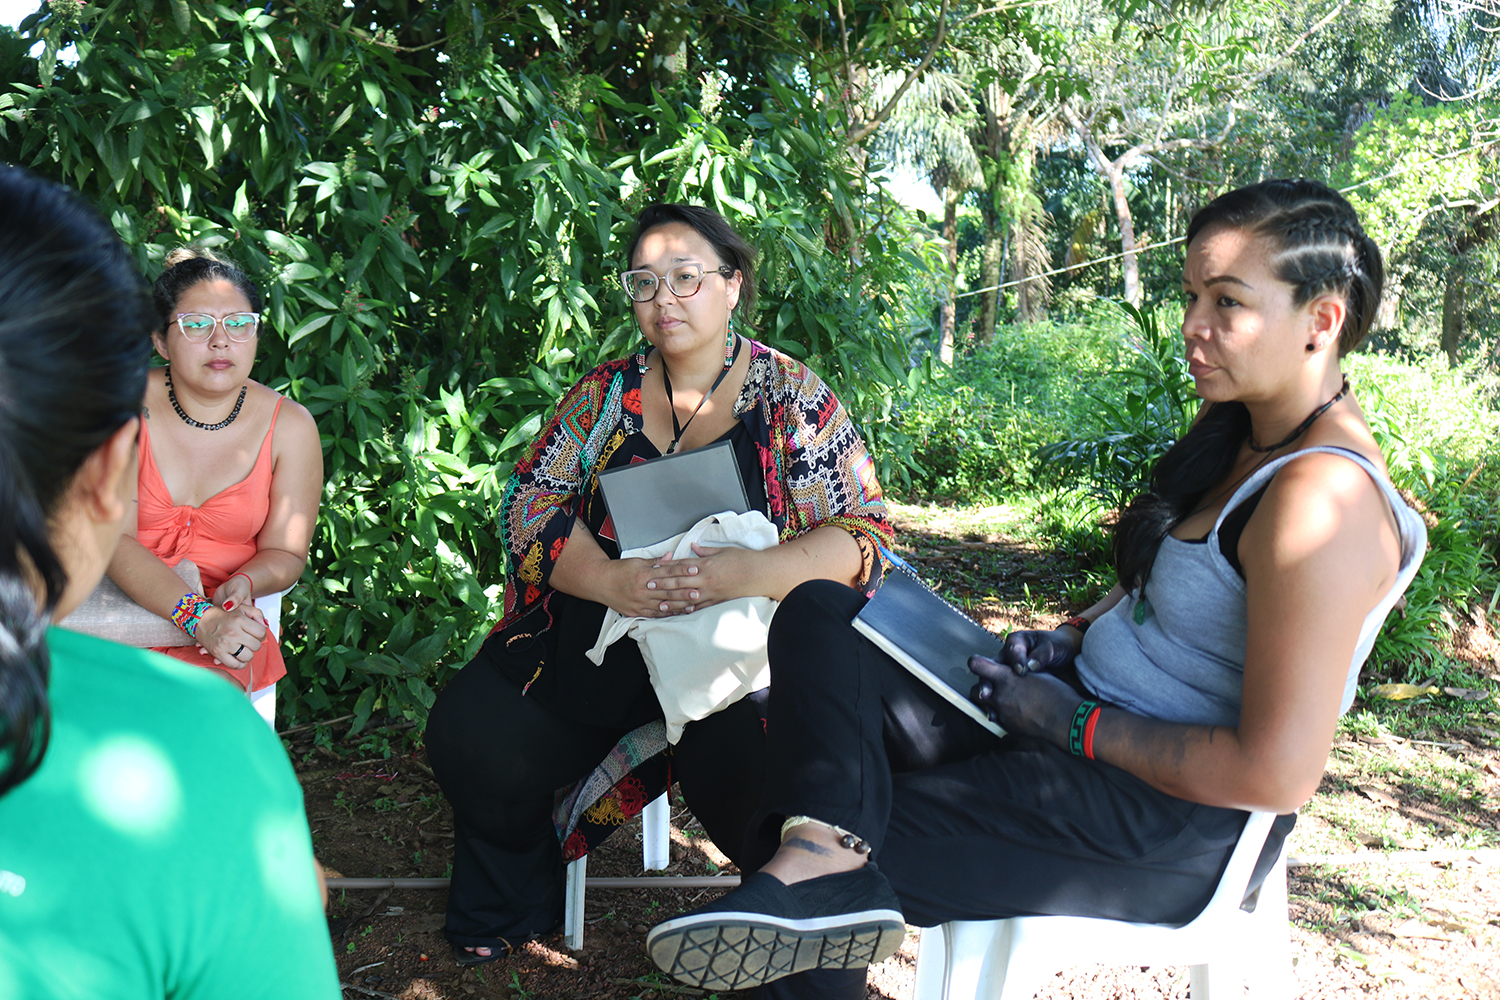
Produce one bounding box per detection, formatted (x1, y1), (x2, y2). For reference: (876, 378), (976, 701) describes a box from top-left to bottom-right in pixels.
(564, 855), (587, 950)
(1246, 859), (1292, 999)
(912, 926), (947, 1000)
(642, 791), (670, 871)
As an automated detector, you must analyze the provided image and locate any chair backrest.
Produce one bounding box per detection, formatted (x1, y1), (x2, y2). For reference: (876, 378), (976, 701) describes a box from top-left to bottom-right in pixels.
(254, 589), (286, 639)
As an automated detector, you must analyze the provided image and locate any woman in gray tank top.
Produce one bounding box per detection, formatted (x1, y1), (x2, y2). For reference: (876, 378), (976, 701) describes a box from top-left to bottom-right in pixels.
(645, 179), (1426, 999)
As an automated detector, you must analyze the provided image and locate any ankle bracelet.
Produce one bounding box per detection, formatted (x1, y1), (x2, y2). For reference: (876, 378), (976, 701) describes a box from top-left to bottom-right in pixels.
(780, 815), (872, 855)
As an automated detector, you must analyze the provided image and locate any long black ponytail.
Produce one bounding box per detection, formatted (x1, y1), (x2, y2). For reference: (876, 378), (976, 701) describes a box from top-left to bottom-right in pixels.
(1112, 179), (1385, 593)
(0, 167), (153, 796)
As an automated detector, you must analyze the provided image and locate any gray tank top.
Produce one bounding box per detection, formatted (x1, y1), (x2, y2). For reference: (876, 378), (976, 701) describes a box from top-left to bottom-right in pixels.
(1075, 446), (1427, 727)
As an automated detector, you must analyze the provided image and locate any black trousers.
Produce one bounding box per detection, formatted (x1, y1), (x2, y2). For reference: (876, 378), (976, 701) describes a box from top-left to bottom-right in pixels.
(425, 655), (768, 948)
(741, 580), (1251, 1000)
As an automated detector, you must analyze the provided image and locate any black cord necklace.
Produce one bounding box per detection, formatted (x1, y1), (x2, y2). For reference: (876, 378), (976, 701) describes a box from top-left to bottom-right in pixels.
(661, 335), (743, 454)
(1184, 375), (1352, 523)
(165, 364), (247, 432)
(1247, 376), (1350, 453)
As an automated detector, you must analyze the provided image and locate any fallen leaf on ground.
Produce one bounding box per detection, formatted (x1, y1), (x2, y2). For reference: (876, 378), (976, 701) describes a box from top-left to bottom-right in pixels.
(1356, 784), (1401, 808)
(1444, 687), (1491, 701)
(1390, 917), (1460, 940)
(1369, 683), (1439, 701)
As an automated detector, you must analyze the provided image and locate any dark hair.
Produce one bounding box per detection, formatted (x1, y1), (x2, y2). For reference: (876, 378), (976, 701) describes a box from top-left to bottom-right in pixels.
(626, 203), (758, 318)
(0, 167), (153, 796)
(1112, 179), (1385, 593)
(152, 246), (263, 330)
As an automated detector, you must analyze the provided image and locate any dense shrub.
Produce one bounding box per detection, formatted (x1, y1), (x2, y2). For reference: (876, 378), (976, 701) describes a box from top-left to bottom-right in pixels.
(895, 304), (1131, 502)
(1, 5), (942, 728)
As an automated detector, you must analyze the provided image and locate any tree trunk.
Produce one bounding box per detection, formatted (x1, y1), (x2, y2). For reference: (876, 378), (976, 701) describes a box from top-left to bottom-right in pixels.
(977, 228), (1003, 345)
(1104, 161), (1141, 308)
(1063, 104), (1141, 308)
(940, 185), (960, 364)
(1441, 265), (1466, 368)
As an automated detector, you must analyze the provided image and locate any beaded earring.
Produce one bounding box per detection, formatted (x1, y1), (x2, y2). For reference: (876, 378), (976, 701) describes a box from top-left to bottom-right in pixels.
(723, 314), (736, 368)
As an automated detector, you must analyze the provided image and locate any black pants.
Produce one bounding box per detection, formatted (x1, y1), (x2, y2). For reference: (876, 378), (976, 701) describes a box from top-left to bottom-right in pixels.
(425, 655), (768, 948)
(741, 580), (1252, 1000)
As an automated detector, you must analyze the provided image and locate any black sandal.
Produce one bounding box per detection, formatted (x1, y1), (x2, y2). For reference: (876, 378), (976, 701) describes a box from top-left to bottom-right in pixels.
(450, 939), (514, 967)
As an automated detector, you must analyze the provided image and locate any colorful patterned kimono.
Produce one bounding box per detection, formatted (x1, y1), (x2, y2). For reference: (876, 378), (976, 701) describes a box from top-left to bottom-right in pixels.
(492, 338), (894, 859)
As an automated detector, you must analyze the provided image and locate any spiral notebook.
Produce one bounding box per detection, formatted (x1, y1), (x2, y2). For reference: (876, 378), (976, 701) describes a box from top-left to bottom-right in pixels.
(852, 566), (1007, 737)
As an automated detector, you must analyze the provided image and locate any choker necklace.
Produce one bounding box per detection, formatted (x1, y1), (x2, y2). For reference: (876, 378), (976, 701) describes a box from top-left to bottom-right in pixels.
(661, 335), (743, 454)
(1248, 376), (1349, 453)
(165, 364), (247, 432)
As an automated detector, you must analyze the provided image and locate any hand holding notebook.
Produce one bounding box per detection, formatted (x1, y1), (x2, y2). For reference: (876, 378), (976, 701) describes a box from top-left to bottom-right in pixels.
(851, 567), (1009, 737)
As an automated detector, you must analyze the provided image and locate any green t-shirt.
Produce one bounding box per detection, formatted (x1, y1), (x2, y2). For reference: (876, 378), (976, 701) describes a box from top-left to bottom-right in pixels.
(0, 629), (340, 999)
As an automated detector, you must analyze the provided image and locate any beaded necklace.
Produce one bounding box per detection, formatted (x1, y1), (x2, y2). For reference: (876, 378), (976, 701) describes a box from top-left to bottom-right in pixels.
(165, 364), (247, 432)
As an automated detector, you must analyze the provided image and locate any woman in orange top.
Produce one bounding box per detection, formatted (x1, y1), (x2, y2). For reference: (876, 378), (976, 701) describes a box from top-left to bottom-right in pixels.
(108, 249), (323, 716)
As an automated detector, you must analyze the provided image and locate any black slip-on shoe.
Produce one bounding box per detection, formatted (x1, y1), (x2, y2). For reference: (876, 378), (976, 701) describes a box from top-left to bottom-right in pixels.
(645, 865), (905, 991)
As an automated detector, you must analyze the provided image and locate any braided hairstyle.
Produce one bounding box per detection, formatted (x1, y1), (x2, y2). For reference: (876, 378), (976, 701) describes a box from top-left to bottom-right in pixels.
(1112, 179), (1385, 594)
(152, 246), (262, 333)
(0, 167), (153, 796)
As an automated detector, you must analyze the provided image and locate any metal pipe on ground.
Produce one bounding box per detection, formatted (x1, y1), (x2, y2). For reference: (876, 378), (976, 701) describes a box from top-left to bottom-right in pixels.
(325, 876), (743, 890)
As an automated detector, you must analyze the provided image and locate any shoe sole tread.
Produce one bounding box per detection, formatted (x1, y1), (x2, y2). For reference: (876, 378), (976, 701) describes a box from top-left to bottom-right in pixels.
(647, 910), (905, 991)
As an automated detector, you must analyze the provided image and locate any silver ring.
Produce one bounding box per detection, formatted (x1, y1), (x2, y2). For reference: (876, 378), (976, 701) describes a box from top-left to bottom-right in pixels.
(233, 644), (247, 658)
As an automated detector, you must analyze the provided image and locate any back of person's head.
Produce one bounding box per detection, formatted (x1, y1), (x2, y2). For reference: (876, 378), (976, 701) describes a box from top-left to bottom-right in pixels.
(0, 166), (152, 796)
(627, 203), (759, 317)
(1186, 179), (1384, 355)
(153, 245), (263, 329)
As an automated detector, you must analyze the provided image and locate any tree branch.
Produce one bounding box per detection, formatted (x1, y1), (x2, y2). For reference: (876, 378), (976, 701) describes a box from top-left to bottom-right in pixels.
(845, 0), (950, 146)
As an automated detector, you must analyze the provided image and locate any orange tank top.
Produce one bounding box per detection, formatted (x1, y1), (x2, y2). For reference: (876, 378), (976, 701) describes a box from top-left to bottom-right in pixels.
(136, 398), (288, 692)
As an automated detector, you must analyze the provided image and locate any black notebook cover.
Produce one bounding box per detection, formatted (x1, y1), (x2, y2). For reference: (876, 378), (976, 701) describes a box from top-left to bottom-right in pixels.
(852, 567), (1006, 737)
(596, 438), (752, 551)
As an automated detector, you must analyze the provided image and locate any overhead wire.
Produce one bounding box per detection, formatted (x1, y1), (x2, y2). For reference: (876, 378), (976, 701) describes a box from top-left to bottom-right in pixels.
(944, 139), (1500, 301)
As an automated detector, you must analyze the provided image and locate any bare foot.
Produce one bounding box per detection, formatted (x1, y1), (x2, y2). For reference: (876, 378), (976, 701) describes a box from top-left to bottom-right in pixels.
(759, 821), (867, 886)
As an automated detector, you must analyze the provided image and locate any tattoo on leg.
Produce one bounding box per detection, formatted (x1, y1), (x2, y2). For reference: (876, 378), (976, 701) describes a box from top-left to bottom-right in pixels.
(782, 837), (836, 857)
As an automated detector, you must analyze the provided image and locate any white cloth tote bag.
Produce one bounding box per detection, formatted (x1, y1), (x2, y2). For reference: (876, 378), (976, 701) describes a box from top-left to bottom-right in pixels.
(587, 510), (779, 743)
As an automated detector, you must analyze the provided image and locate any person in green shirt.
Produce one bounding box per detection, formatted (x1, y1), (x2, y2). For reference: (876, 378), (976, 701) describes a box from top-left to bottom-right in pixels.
(0, 165), (341, 1000)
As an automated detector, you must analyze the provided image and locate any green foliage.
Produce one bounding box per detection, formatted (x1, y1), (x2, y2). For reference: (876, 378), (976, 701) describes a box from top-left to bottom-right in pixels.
(1032, 301), (1198, 512)
(1337, 94), (1498, 261)
(894, 304), (1127, 501)
(1347, 353), (1500, 671)
(1, 3), (939, 726)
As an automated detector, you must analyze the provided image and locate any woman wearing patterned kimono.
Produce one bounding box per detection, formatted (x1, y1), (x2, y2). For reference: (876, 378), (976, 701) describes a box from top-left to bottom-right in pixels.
(426, 203), (893, 965)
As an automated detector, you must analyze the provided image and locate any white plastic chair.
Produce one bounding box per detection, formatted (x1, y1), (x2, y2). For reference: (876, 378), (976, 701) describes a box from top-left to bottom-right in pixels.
(248, 589), (287, 728)
(563, 790), (671, 949)
(912, 810), (1291, 1000)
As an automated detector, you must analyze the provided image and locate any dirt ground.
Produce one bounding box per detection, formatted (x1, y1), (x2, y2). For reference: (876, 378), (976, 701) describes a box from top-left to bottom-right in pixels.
(299, 514), (1500, 1000)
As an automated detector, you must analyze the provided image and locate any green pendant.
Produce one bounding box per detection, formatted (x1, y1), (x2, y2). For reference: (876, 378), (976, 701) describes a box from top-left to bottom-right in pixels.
(1133, 598), (1150, 625)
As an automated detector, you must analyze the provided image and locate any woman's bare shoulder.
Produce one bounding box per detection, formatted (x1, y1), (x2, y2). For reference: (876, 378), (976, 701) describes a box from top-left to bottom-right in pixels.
(258, 384), (320, 452)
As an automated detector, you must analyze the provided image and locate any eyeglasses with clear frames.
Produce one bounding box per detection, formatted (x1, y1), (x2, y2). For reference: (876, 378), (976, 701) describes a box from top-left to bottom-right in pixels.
(620, 263), (736, 303)
(173, 312), (261, 343)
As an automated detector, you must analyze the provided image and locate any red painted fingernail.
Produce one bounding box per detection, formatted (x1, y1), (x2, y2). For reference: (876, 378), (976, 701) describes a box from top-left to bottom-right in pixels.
(223, 600), (235, 611)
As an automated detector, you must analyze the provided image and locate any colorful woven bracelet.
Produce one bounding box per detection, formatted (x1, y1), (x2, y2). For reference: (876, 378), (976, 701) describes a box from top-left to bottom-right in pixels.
(1062, 615), (1091, 634)
(1068, 700), (1101, 758)
(1082, 704), (1103, 760)
(169, 593), (216, 638)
